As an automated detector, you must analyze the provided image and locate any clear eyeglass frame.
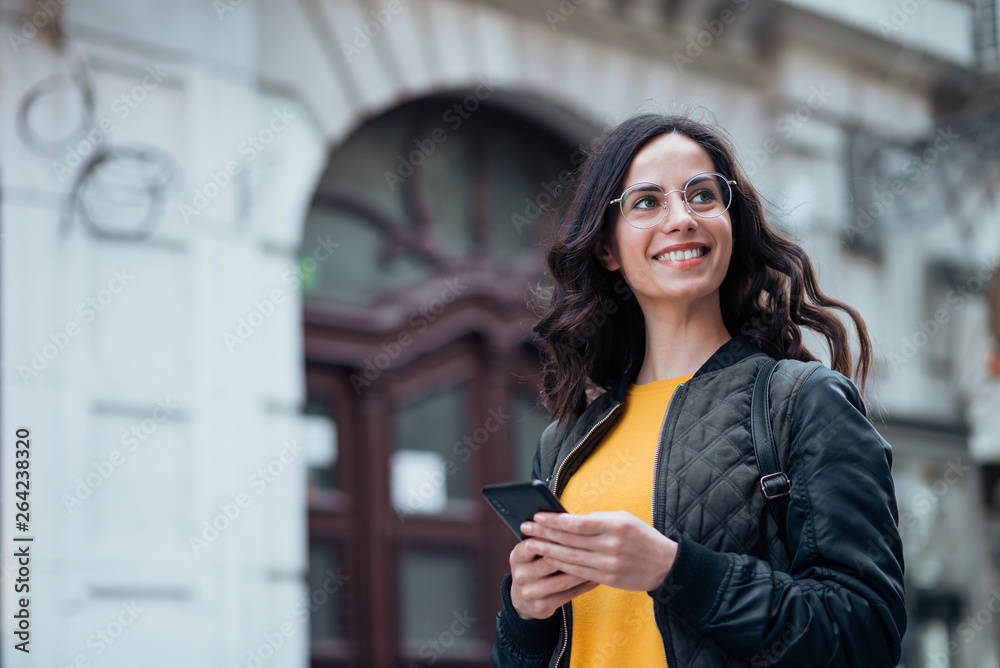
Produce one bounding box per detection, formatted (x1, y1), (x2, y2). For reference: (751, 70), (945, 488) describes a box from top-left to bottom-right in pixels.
(609, 171), (738, 229)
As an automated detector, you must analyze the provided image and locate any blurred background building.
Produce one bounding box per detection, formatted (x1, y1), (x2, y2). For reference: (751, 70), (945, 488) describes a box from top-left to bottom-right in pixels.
(2, 0), (1000, 666)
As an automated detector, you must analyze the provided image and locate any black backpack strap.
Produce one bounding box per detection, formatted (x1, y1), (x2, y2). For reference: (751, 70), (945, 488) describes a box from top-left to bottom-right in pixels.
(751, 359), (791, 550)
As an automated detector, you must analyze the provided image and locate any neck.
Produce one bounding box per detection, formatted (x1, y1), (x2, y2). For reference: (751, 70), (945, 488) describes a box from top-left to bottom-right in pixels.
(633, 296), (732, 385)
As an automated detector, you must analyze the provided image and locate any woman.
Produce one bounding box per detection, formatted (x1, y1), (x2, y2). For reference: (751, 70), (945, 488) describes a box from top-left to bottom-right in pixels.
(490, 113), (906, 667)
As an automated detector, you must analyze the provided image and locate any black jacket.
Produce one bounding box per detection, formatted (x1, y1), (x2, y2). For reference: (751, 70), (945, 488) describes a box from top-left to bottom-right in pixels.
(491, 335), (906, 667)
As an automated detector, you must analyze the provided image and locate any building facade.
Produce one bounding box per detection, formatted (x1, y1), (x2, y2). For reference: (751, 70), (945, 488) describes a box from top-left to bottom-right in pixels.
(2, 0), (999, 666)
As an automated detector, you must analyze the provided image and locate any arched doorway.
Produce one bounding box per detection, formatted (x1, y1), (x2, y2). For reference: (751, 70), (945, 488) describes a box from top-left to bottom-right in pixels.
(299, 91), (595, 667)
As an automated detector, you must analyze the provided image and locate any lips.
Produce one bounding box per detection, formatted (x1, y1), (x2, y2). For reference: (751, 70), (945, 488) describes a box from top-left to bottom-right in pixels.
(652, 244), (710, 262)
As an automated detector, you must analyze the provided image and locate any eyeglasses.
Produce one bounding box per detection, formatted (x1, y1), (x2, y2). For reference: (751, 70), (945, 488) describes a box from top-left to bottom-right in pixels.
(609, 172), (737, 229)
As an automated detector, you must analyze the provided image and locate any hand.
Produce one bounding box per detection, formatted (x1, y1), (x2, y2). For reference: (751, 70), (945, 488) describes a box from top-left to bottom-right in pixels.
(521, 510), (678, 592)
(509, 535), (599, 621)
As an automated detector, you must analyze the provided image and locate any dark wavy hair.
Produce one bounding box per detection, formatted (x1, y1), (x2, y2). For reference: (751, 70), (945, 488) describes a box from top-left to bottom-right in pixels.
(532, 112), (873, 425)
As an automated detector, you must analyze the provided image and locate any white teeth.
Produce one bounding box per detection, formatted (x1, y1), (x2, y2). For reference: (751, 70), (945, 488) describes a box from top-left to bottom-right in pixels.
(655, 247), (706, 261)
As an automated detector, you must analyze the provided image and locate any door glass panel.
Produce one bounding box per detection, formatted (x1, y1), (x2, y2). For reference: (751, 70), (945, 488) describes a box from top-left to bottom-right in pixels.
(303, 397), (338, 494)
(391, 383), (469, 516)
(423, 135), (472, 257)
(299, 206), (428, 305)
(306, 541), (345, 641)
(398, 548), (480, 652)
(488, 130), (570, 264)
(319, 109), (411, 224)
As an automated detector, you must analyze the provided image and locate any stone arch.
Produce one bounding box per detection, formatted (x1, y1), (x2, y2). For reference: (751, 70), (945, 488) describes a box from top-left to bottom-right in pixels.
(260, 0), (646, 154)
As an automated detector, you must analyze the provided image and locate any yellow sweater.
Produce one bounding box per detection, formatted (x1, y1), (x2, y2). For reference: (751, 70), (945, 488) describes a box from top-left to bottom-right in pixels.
(559, 372), (694, 668)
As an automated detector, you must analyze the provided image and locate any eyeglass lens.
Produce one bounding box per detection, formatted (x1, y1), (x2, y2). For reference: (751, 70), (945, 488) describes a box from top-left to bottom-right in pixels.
(621, 173), (732, 227)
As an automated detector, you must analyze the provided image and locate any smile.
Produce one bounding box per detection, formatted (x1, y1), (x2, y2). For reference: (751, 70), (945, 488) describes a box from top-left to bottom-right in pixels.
(653, 246), (709, 262)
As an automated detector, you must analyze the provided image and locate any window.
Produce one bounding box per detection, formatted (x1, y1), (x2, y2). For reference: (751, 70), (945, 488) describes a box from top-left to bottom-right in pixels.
(391, 383), (471, 517)
(397, 548), (482, 660)
(299, 95), (576, 308)
(975, 0), (1000, 70)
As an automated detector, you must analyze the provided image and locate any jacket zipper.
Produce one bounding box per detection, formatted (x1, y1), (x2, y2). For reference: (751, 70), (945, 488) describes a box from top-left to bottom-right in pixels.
(651, 382), (686, 667)
(549, 401), (623, 668)
(556, 607), (569, 668)
(550, 401), (623, 495)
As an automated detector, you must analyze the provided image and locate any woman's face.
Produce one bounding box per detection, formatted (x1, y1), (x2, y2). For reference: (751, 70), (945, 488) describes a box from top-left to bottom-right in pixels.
(597, 132), (733, 312)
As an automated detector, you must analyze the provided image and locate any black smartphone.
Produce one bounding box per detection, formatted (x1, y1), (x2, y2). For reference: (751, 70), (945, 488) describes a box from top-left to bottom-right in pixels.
(481, 480), (567, 540)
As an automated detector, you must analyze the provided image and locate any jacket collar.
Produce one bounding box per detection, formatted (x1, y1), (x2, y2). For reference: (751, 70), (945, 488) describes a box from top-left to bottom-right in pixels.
(609, 334), (764, 403)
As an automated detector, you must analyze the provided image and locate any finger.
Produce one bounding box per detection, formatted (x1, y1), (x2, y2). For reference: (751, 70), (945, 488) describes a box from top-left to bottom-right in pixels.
(566, 580), (600, 599)
(525, 570), (593, 599)
(539, 579), (600, 609)
(523, 521), (603, 550)
(534, 512), (607, 536)
(514, 541), (572, 581)
(541, 555), (609, 585)
(511, 539), (551, 565)
(528, 538), (603, 568)
(516, 552), (565, 580)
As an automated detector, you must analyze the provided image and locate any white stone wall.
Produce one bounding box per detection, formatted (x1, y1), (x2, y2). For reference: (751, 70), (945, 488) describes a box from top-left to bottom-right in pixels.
(1, 0), (324, 665)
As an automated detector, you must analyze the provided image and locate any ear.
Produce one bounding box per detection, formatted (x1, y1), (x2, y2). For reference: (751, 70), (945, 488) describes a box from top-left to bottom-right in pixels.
(594, 237), (620, 272)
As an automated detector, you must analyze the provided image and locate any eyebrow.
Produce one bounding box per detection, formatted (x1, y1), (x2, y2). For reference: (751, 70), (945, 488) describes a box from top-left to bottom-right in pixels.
(624, 174), (715, 191)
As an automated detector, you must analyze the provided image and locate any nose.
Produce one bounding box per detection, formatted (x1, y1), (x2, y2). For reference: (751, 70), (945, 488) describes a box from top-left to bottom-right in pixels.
(659, 188), (697, 231)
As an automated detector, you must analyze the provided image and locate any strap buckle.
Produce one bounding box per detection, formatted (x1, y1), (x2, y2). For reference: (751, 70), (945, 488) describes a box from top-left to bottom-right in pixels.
(760, 472), (791, 499)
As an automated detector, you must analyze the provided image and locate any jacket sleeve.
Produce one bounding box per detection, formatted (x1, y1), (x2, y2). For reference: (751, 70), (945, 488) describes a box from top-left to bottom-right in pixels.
(491, 422), (564, 668)
(647, 366), (907, 667)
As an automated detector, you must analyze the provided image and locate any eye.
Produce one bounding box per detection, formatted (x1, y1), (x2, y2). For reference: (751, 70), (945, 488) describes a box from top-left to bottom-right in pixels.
(632, 195), (663, 210)
(630, 194), (660, 210)
(688, 187), (717, 204)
